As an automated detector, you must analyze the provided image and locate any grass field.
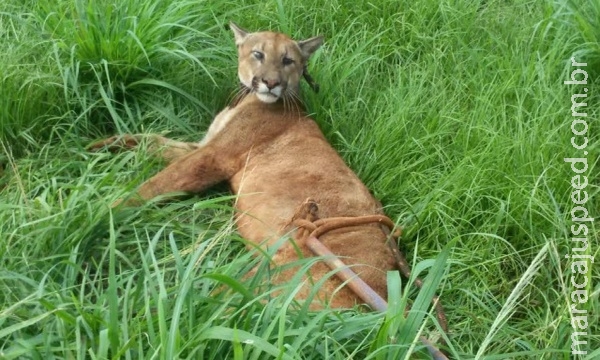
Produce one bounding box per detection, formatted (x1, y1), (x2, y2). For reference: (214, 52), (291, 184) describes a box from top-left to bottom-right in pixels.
(1, 0), (598, 358)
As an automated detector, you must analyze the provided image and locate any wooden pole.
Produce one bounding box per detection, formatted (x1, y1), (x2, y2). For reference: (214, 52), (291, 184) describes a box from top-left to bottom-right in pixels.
(306, 235), (449, 360)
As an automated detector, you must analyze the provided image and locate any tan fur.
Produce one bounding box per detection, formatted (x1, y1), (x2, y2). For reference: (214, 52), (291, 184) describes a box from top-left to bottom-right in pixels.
(89, 23), (397, 309)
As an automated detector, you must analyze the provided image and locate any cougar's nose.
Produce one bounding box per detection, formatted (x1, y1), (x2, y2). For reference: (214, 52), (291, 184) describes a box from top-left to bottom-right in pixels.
(261, 78), (281, 90)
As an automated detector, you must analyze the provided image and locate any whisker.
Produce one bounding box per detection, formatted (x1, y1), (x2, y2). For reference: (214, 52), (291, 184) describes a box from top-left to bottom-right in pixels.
(229, 84), (252, 107)
(284, 94), (294, 115)
(283, 91), (294, 113)
(285, 93), (295, 115)
(293, 95), (299, 115)
(288, 89), (304, 115)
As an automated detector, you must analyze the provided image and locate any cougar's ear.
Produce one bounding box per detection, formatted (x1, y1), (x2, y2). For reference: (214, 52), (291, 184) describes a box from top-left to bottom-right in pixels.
(297, 36), (324, 60)
(230, 22), (250, 45)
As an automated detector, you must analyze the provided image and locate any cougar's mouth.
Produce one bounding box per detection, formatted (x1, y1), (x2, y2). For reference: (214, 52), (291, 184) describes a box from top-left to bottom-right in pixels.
(251, 78), (284, 104)
(256, 91), (280, 103)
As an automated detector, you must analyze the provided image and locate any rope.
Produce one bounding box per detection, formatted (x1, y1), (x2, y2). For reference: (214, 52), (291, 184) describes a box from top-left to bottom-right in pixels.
(288, 199), (449, 358)
(292, 212), (447, 333)
(293, 214), (399, 239)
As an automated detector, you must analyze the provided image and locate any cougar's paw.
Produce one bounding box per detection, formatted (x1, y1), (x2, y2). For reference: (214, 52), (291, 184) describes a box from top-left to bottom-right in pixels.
(87, 135), (142, 153)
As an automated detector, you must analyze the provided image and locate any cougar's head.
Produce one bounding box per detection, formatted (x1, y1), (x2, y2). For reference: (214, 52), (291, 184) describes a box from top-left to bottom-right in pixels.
(230, 22), (323, 104)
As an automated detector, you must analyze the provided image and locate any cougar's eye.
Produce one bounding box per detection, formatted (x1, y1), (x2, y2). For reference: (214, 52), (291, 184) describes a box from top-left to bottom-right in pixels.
(282, 57), (294, 66)
(252, 51), (264, 61)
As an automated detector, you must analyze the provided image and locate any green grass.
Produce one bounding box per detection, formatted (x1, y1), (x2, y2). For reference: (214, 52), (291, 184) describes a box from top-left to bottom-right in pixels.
(1, 0), (599, 358)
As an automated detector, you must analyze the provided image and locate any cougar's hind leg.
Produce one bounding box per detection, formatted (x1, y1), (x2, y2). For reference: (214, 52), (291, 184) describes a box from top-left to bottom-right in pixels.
(87, 134), (199, 164)
(87, 134), (148, 152)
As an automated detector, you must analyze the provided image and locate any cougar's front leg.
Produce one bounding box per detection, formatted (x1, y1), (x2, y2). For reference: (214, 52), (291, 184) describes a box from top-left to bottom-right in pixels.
(88, 134), (199, 164)
(122, 145), (235, 206)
